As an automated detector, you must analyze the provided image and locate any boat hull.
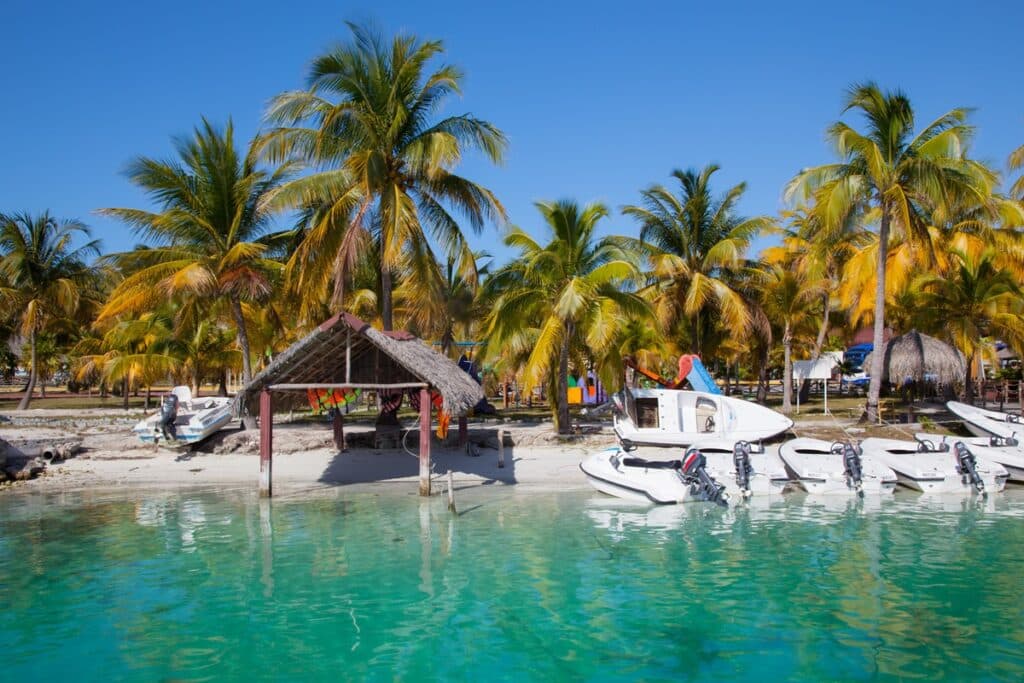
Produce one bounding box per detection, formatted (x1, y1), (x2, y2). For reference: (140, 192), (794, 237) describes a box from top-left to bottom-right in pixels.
(862, 437), (1007, 494)
(580, 448), (698, 504)
(612, 388), (792, 447)
(779, 438), (897, 495)
(133, 396), (235, 445)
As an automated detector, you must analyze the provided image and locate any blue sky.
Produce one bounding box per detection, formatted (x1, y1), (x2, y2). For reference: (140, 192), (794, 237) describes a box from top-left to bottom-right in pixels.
(2, 0), (1022, 265)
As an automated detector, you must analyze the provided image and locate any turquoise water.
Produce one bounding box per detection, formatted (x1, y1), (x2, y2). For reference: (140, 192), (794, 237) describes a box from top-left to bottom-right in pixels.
(2, 488), (1024, 681)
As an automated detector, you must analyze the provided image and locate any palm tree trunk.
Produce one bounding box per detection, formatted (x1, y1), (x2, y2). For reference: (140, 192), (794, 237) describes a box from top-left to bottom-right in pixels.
(757, 345), (769, 403)
(866, 211), (890, 423)
(556, 323), (572, 434)
(381, 268), (394, 331)
(230, 295), (257, 429)
(799, 294), (831, 403)
(145, 385), (152, 410)
(964, 350), (976, 403)
(782, 323), (793, 414)
(17, 330), (36, 410)
(122, 377), (129, 410)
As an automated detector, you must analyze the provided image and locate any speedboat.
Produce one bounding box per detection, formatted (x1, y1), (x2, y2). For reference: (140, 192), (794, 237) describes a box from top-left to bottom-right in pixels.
(860, 436), (1007, 494)
(611, 387), (793, 447)
(132, 386), (235, 445)
(687, 439), (791, 498)
(778, 438), (897, 495)
(580, 446), (728, 505)
(914, 432), (1024, 484)
(947, 401), (1024, 440)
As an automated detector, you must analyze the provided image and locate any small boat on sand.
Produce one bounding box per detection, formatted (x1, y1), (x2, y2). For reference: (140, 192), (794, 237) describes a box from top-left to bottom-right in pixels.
(860, 436), (1007, 494)
(947, 401), (1024, 440)
(580, 446), (728, 505)
(132, 386), (235, 445)
(611, 387), (793, 447)
(778, 438), (897, 495)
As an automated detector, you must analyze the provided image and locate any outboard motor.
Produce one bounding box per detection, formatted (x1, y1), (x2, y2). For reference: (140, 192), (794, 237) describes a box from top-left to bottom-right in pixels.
(159, 393), (179, 442)
(680, 449), (728, 506)
(837, 442), (864, 494)
(733, 441), (754, 498)
(954, 442), (986, 494)
(990, 435), (1019, 448)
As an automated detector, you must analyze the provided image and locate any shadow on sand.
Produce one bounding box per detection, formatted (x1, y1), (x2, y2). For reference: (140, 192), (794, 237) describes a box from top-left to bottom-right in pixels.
(318, 427), (517, 488)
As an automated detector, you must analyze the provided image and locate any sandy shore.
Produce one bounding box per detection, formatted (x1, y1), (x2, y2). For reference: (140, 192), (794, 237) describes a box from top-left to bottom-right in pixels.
(0, 409), (609, 495)
(0, 405), (925, 497)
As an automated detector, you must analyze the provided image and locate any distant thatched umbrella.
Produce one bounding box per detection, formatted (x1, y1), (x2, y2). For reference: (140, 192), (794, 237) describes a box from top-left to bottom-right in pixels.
(863, 330), (966, 385)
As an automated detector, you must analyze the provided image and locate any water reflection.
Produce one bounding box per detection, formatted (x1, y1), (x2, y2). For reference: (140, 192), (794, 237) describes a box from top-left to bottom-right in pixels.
(2, 488), (1024, 681)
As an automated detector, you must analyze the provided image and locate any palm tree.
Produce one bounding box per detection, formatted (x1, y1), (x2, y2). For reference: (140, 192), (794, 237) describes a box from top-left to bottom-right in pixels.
(916, 248), (1024, 400)
(0, 211), (101, 409)
(787, 83), (994, 421)
(756, 265), (823, 413)
(485, 200), (647, 433)
(622, 165), (772, 356)
(98, 118), (293, 420)
(1010, 141), (1024, 199)
(260, 22), (507, 330)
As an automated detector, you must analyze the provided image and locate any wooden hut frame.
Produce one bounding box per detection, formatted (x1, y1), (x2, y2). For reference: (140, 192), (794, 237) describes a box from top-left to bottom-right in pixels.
(236, 313), (483, 498)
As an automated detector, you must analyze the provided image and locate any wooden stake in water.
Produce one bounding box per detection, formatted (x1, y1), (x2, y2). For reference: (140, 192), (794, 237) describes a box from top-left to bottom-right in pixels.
(447, 470), (456, 513)
(498, 429), (505, 469)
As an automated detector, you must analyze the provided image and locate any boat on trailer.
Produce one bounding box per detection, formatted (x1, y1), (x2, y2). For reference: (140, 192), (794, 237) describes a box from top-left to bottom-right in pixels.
(778, 438), (897, 495)
(611, 387), (793, 447)
(860, 436), (1007, 494)
(132, 386), (235, 446)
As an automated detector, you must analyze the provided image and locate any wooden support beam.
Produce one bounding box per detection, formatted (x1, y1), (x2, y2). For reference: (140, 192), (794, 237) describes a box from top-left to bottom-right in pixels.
(269, 382), (427, 391)
(332, 411), (345, 451)
(259, 388), (273, 498)
(419, 386), (431, 496)
(458, 416), (468, 447)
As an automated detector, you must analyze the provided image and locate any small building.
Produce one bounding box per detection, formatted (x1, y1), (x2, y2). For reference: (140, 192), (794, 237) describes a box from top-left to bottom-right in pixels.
(236, 312), (483, 497)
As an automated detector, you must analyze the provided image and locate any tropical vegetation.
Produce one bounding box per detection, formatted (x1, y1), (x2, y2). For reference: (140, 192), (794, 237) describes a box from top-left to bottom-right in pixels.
(3, 26), (1024, 433)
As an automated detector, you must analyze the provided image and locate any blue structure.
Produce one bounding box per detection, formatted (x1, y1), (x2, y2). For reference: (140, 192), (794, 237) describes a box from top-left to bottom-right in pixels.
(686, 357), (722, 394)
(844, 343), (873, 370)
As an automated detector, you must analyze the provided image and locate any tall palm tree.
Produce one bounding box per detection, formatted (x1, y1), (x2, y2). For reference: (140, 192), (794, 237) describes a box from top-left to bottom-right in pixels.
(622, 165), (772, 356)
(0, 211), (101, 409)
(260, 22), (507, 330)
(916, 248), (1024, 399)
(786, 83), (994, 421)
(1010, 141), (1024, 200)
(756, 265), (823, 413)
(98, 118), (293, 416)
(485, 200), (647, 433)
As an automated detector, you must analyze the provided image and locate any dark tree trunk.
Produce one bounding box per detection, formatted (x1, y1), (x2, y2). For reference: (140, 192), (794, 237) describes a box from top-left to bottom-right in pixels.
(17, 331), (36, 410)
(964, 352), (975, 403)
(145, 385), (152, 411)
(230, 295), (257, 429)
(865, 210), (890, 423)
(555, 322), (572, 434)
(122, 377), (129, 410)
(782, 323), (793, 414)
(381, 268), (394, 331)
(218, 371), (227, 397)
(756, 345), (770, 404)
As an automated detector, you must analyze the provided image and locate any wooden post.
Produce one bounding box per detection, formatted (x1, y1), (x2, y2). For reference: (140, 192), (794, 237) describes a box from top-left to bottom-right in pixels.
(447, 470), (456, 513)
(419, 387), (431, 496)
(259, 388), (273, 498)
(332, 411), (345, 451)
(498, 428), (505, 468)
(458, 416), (468, 448)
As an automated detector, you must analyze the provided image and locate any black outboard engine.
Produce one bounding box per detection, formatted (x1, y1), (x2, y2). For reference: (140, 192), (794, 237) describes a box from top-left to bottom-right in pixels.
(159, 393), (179, 442)
(837, 442), (864, 494)
(680, 449), (728, 506)
(733, 441), (754, 498)
(954, 442), (986, 494)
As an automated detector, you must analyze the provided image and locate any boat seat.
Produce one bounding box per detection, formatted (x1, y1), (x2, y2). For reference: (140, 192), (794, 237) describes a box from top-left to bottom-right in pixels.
(621, 457), (681, 470)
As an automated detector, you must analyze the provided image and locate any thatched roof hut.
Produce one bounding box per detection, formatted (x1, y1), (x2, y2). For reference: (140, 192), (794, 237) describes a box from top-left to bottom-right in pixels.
(235, 312), (483, 417)
(863, 330), (966, 385)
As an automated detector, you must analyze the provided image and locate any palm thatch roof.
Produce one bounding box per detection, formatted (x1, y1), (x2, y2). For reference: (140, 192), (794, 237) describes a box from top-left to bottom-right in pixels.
(235, 312), (483, 416)
(863, 330), (966, 385)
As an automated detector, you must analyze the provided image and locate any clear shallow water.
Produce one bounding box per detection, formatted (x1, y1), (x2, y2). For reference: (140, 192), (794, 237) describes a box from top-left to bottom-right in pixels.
(2, 488), (1024, 682)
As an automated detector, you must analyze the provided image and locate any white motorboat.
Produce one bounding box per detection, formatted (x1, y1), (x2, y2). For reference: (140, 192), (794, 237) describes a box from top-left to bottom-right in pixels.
(132, 386), (235, 445)
(580, 446), (728, 505)
(947, 401), (1024, 440)
(687, 439), (791, 498)
(860, 436), (1007, 494)
(611, 387), (793, 447)
(778, 438), (897, 495)
(915, 432), (1024, 484)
